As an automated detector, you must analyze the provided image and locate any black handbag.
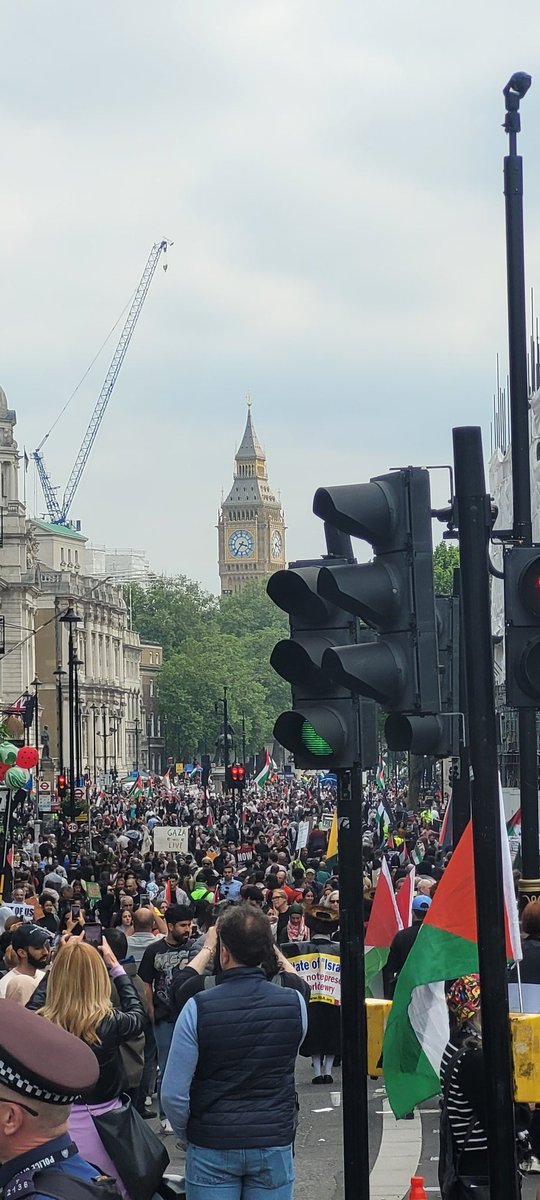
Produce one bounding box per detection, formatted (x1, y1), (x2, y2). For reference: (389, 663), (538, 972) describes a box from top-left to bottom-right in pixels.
(92, 1094), (169, 1200)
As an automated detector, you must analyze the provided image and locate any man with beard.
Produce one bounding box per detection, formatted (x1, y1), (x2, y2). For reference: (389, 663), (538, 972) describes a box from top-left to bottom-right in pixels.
(139, 903), (194, 1133)
(0, 925), (52, 1005)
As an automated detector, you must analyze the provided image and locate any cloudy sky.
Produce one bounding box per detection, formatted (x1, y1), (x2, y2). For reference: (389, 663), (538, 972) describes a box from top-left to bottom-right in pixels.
(1, 2), (539, 592)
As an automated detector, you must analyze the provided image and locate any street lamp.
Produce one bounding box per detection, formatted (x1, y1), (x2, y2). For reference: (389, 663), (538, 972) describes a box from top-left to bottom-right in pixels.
(73, 655), (83, 787)
(134, 716), (140, 773)
(102, 705), (108, 779)
(53, 665), (66, 774)
(90, 704), (98, 785)
(31, 677), (41, 818)
(59, 606), (81, 829)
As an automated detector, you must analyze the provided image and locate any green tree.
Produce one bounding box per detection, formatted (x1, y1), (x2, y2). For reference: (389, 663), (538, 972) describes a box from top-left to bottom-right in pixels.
(126, 576), (217, 658)
(433, 542), (460, 595)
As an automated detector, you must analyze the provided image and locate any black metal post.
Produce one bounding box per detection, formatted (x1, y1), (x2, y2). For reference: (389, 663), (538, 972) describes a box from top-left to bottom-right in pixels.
(453, 426), (519, 1200)
(503, 73), (539, 890)
(451, 569), (471, 846)
(91, 706), (97, 785)
(242, 715), (246, 767)
(74, 657), (82, 788)
(53, 666), (66, 773)
(59, 609), (79, 839)
(337, 764), (370, 1200)
(102, 707), (108, 779)
(32, 677), (40, 819)
(135, 718), (139, 773)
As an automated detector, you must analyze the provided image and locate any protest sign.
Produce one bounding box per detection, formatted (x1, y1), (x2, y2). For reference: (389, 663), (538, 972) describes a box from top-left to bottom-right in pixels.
(153, 826), (189, 855)
(287, 949), (341, 1005)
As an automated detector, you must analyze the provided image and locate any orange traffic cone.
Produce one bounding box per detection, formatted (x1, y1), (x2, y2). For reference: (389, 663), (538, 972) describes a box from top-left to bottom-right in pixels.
(409, 1178), (427, 1200)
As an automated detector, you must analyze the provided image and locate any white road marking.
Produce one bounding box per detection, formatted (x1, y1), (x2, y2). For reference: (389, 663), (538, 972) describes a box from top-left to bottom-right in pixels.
(370, 1099), (422, 1200)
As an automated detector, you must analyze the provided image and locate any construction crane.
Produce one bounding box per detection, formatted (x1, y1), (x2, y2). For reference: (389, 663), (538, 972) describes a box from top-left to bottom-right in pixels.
(33, 238), (171, 526)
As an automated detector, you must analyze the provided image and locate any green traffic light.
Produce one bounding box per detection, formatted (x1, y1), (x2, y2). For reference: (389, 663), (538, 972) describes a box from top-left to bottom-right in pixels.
(301, 720), (333, 756)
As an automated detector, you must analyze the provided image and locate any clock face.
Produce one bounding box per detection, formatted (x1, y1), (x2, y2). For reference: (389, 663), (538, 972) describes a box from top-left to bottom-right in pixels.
(271, 529), (283, 558)
(229, 529), (255, 558)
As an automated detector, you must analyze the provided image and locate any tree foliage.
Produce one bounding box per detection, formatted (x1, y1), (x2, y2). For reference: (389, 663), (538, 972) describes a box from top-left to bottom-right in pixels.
(128, 577), (289, 760)
(433, 542), (460, 595)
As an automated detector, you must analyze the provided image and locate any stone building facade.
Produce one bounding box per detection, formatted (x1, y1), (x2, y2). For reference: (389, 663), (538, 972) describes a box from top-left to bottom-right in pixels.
(217, 405), (286, 595)
(0, 387), (38, 708)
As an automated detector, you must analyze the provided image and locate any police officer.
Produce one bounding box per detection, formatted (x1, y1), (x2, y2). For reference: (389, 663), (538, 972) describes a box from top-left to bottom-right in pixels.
(0, 998), (121, 1198)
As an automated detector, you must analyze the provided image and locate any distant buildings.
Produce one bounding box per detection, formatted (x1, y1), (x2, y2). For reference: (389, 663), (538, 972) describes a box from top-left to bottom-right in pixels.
(0, 384), (164, 780)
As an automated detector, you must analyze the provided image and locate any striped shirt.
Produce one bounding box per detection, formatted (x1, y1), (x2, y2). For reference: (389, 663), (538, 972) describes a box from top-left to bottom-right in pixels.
(440, 1039), (488, 1169)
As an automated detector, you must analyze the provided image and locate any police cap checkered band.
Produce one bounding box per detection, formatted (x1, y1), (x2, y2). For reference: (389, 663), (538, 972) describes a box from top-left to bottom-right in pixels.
(0, 999), (99, 1104)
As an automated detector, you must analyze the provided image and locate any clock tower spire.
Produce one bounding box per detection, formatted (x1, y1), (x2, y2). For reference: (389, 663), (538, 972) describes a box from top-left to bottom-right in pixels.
(217, 404), (286, 595)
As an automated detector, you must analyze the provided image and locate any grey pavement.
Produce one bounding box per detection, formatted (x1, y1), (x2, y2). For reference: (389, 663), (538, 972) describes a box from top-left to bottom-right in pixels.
(153, 1063), (538, 1199)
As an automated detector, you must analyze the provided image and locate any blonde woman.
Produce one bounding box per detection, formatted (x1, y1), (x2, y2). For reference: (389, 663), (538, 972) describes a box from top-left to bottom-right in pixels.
(39, 936), (145, 1199)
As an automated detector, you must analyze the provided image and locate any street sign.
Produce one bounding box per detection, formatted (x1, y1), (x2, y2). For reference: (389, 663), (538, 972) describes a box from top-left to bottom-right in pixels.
(67, 822), (78, 833)
(39, 781), (51, 794)
(38, 799), (52, 812)
(74, 787), (84, 800)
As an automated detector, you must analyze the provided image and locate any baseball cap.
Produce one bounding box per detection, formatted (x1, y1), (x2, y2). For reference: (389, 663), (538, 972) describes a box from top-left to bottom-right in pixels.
(412, 895), (432, 913)
(12, 924), (52, 951)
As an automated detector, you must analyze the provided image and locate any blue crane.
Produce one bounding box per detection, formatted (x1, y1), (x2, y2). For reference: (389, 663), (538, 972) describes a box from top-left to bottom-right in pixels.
(33, 238), (171, 526)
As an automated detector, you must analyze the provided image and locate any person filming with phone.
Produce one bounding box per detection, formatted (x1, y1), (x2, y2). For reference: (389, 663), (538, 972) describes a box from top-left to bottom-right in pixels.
(35, 934), (146, 1199)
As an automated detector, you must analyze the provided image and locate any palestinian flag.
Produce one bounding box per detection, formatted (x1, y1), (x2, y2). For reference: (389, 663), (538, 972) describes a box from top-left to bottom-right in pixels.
(439, 796), (453, 851)
(396, 867), (415, 928)
(365, 857), (402, 995)
(411, 842), (425, 867)
(376, 759), (386, 791)
(377, 796), (392, 843)
(383, 782), (521, 1118)
(254, 750), (271, 789)
(506, 807), (521, 868)
(130, 774), (143, 799)
(326, 809), (338, 872)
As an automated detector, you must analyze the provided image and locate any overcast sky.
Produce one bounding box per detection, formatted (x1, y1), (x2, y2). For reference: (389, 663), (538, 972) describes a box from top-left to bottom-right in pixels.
(1, 2), (539, 592)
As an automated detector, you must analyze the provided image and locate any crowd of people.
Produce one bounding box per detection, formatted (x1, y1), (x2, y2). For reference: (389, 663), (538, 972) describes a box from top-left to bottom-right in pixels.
(0, 769), (533, 1198)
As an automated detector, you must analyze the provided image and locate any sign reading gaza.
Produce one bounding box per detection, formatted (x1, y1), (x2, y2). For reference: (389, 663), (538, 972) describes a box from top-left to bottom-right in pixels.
(287, 949), (341, 1005)
(152, 826), (189, 855)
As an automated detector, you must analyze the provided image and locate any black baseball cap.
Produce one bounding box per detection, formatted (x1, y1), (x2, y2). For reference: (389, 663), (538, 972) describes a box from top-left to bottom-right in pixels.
(12, 924), (52, 951)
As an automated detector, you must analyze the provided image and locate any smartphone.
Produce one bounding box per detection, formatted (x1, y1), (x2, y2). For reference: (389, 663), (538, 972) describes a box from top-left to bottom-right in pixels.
(84, 922), (103, 947)
(71, 905), (80, 920)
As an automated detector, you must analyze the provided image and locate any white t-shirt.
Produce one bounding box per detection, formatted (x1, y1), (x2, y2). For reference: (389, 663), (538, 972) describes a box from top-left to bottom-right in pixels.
(0, 968), (45, 1005)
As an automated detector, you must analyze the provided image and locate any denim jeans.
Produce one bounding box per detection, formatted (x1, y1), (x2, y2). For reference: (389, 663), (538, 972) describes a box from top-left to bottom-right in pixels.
(135, 1023), (157, 1113)
(185, 1144), (294, 1200)
(154, 1021), (175, 1118)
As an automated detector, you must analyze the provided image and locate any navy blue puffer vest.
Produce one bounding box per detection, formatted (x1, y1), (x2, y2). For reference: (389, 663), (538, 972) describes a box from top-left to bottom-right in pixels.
(188, 966), (304, 1149)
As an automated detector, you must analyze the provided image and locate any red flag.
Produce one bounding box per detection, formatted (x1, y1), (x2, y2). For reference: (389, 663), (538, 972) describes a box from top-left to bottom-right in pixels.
(396, 868), (415, 928)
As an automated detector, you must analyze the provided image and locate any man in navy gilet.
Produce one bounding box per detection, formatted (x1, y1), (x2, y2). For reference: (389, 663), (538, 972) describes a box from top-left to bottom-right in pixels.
(162, 902), (307, 1200)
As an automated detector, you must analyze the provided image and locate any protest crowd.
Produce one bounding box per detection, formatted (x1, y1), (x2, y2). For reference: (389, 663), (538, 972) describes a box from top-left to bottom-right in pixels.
(0, 764), (534, 1200)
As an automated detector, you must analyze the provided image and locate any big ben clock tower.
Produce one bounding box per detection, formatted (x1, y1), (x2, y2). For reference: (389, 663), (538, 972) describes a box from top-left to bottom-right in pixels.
(218, 404), (286, 595)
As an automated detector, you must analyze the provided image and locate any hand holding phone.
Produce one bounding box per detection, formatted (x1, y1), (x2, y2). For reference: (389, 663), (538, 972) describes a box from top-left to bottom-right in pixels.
(84, 922), (103, 947)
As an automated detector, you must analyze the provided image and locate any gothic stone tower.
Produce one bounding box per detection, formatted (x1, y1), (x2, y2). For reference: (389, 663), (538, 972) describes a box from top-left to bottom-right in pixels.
(218, 405), (286, 595)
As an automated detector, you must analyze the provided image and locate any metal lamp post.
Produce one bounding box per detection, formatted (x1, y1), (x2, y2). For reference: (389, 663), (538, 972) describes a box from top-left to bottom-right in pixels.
(90, 704), (98, 785)
(73, 655), (83, 787)
(59, 606), (81, 834)
(31, 677), (41, 818)
(102, 706), (108, 779)
(53, 665), (66, 774)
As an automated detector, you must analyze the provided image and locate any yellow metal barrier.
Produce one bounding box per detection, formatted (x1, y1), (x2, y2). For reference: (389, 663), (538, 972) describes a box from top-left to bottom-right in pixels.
(366, 998), (392, 1077)
(365, 1001), (540, 1101)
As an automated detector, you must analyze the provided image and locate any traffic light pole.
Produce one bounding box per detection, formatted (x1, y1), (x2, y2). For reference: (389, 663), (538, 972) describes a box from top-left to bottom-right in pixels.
(337, 763), (370, 1200)
(453, 426), (519, 1200)
(451, 569), (471, 846)
(503, 74), (539, 893)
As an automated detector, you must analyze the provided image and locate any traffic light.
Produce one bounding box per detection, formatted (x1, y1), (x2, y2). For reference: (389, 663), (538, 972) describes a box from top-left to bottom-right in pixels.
(229, 763), (246, 791)
(504, 546), (540, 706)
(384, 594), (461, 756)
(57, 773), (67, 799)
(268, 558), (358, 769)
(313, 468), (440, 716)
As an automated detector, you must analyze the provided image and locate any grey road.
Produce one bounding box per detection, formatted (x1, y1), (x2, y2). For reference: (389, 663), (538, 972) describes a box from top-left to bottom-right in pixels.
(156, 1061), (537, 1199)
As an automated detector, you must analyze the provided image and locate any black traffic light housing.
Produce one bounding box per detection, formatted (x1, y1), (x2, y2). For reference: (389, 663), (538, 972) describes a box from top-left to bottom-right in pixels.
(504, 545), (540, 706)
(57, 773), (67, 799)
(313, 467), (441, 716)
(268, 558), (359, 770)
(384, 594), (461, 756)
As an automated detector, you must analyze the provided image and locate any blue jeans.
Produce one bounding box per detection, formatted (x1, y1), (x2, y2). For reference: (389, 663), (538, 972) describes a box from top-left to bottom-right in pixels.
(185, 1144), (294, 1200)
(154, 1021), (174, 1118)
